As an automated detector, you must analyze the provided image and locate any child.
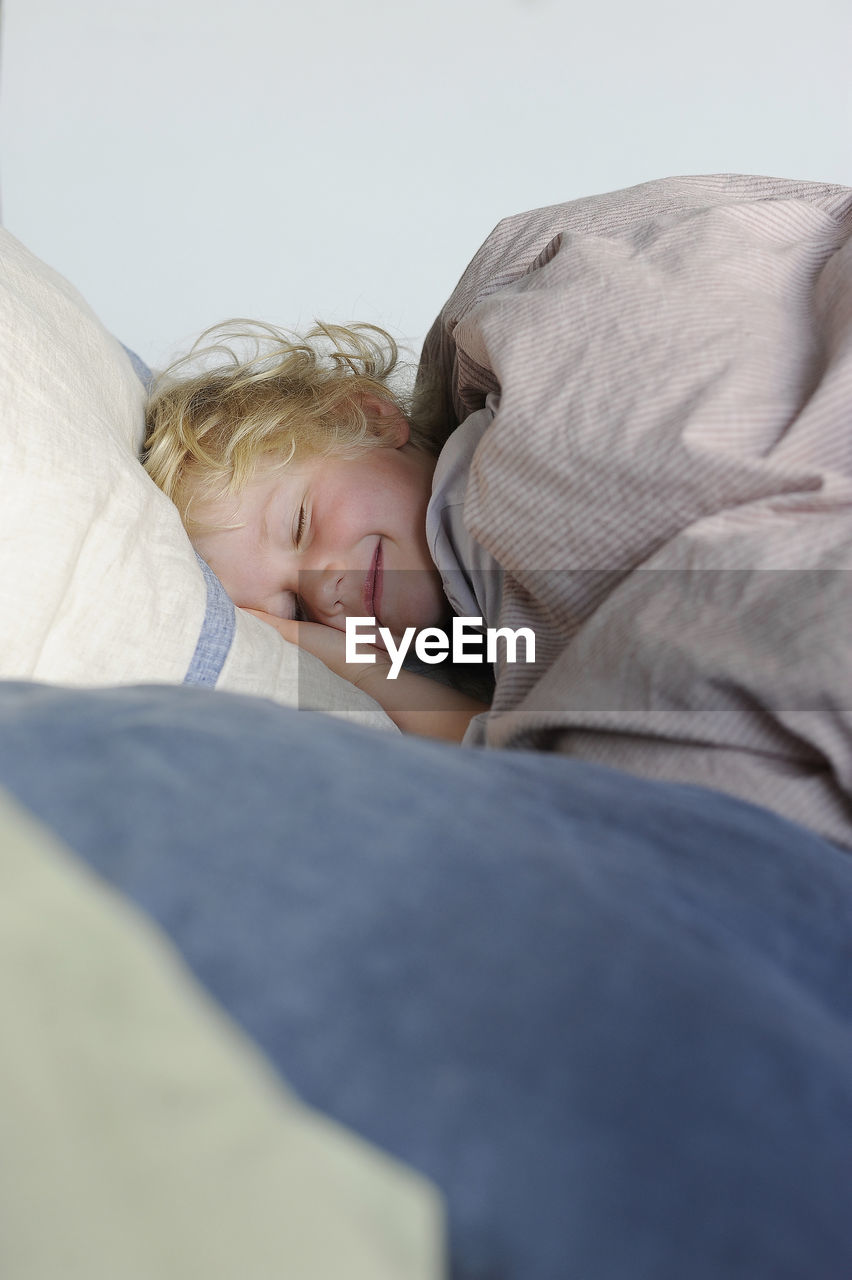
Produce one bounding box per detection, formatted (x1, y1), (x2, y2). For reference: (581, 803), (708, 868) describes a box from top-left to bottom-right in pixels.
(148, 173), (852, 854)
(143, 320), (495, 742)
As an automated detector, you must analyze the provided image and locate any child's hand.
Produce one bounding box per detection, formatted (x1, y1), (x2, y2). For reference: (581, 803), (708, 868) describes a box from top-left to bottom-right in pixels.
(243, 608), (390, 689)
(243, 608), (489, 742)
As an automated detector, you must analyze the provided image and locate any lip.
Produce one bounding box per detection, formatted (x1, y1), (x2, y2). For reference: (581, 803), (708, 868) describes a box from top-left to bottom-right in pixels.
(363, 540), (383, 621)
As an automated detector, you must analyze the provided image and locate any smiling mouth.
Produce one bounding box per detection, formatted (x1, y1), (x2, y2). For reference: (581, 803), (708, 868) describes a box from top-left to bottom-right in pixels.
(364, 540), (383, 621)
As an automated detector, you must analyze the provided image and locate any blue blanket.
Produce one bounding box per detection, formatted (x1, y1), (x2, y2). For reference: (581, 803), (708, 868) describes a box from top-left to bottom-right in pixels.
(1, 680), (850, 1280)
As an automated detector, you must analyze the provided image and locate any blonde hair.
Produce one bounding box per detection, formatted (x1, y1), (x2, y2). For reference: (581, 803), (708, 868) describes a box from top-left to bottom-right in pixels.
(143, 319), (443, 535)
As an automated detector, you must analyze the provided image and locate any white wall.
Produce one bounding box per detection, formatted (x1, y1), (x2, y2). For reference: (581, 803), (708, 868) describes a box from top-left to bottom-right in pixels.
(2, 0), (850, 368)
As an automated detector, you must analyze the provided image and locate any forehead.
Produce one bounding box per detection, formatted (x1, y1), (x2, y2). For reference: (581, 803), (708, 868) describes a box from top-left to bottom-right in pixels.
(192, 463), (284, 533)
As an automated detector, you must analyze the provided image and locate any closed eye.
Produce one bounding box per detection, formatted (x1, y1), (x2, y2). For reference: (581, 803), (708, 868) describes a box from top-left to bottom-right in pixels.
(294, 501), (308, 548)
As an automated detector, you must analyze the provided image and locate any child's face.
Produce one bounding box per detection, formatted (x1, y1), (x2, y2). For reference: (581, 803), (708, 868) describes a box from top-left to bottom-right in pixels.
(192, 423), (448, 639)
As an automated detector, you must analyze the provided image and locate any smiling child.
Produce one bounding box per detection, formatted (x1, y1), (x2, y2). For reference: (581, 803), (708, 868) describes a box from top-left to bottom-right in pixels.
(143, 320), (494, 741)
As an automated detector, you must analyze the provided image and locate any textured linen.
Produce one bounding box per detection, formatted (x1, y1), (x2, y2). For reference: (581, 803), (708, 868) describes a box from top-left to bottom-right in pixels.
(0, 228), (393, 729)
(417, 174), (852, 847)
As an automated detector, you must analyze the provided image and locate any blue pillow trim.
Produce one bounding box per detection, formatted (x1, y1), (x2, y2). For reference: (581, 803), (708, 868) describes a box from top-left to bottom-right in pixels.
(120, 342), (155, 389)
(184, 553), (236, 687)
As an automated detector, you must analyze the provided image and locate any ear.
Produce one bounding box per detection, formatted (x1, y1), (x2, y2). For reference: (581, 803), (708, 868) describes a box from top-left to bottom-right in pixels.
(361, 393), (410, 448)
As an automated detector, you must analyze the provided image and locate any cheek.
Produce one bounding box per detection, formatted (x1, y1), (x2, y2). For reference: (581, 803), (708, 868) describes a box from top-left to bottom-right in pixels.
(321, 485), (384, 538)
(195, 538), (260, 606)
(205, 559), (248, 604)
(272, 592), (300, 621)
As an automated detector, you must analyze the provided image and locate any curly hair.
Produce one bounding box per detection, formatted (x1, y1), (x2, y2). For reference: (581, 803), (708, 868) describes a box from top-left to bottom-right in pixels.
(142, 319), (443, 536)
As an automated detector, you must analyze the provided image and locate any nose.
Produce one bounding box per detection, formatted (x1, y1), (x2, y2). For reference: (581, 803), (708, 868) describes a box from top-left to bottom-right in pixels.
(299, 564), (347, 623)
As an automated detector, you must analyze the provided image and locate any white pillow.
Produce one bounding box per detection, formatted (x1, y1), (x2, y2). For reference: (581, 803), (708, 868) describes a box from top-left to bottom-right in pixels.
(0, 228), (394, 729)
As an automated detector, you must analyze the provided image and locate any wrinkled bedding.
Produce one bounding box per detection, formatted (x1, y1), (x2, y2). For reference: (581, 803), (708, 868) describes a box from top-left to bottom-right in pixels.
(2, 680), (851, 1280)
(418, 174), (852, 847)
